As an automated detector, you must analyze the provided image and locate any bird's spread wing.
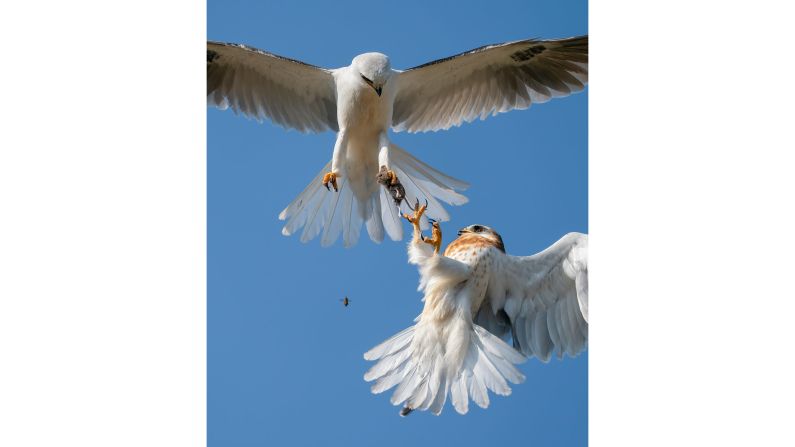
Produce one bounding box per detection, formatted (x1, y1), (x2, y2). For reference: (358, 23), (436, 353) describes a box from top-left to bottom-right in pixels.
(476, 232), (588, 362)
(391, 36), (587, 133)
(207, 41), (338, 133)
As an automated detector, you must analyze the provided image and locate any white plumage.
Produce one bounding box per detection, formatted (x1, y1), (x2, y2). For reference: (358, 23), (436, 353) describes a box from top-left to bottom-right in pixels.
(364, 219), (588, 415)
(207, 37), (587, 246)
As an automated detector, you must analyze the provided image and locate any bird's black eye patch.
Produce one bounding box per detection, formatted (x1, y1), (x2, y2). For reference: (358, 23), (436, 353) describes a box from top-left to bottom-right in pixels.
(360, 74), (373, 85)
(472, 225), (483, 232)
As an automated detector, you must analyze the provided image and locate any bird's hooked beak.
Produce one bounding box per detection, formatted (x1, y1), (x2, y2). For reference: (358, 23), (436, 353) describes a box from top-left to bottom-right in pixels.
(457, 227), (469, 237)
(360, 74), (382, 97)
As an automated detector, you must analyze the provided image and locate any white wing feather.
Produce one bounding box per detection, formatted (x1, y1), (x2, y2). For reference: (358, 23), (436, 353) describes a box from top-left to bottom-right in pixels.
(365, 233), (587, 414)
(207, 41), (338, 133)
(392, 36), (587, 133)
(480, 232), (588, 361)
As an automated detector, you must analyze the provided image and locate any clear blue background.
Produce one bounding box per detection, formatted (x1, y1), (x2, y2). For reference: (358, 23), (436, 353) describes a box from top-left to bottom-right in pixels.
(209, 1), (587, 445)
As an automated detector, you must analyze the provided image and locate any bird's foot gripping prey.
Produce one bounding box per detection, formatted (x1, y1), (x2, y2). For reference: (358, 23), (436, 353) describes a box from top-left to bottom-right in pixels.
(207, 35), (587, 247)
(322, 171), (339, 192)
(363, 215), (589, 416)
(376, 165), (406, 207)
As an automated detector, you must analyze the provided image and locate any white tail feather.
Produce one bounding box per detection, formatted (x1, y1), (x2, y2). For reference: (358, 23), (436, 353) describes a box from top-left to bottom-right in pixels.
(364, 321), (525, 415)
(279, 145), (468, 247)
(379, 187), (403, 241)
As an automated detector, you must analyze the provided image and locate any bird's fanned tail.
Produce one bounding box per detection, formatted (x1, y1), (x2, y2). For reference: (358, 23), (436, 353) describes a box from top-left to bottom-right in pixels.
(279, 146), (469, 247)
(364, 318), (525, 415)
(388, 143), (469, 224)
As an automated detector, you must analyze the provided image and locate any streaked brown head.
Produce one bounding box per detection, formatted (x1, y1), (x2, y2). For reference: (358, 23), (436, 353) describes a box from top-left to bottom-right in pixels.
(450, 224), (506, 253)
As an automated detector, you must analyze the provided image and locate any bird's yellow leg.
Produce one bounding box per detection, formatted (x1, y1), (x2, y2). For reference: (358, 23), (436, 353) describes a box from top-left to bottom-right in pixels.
(376, 139), (398, 185)
(425, 222), (442, 254)
(402, 199), (441, 253)
(402, 199), (427, 243)
(322, 171), (339, 192)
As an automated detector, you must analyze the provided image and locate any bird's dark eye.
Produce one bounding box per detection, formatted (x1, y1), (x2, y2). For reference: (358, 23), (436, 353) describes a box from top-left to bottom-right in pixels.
(472, 225), (483, 232)
(360, 74), (373, 85)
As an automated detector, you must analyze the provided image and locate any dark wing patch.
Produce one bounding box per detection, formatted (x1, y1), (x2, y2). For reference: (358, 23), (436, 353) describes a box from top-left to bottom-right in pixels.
(510, 45), (546, 62)
(208, 41), (327, 70)
(392, 35), (588, 133)
(207, 49), (219, 64)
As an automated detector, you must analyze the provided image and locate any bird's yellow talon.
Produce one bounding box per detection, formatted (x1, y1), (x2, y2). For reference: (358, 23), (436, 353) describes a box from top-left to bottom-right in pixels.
(425, 220), (442, 254)
(322, 171), (339, 192)
(404, 198), (427, 226)
(406, 199), (440, 252)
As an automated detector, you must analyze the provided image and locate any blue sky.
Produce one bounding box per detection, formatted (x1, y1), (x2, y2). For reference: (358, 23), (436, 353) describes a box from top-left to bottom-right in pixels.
(208, 1), (587, 445)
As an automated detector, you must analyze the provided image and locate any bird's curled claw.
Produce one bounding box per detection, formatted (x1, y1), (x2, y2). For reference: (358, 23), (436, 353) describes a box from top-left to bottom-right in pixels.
(424, 217), (442, 254)
(322, 171), (339, 192)
(402, 198), (428, 224)
(402, 199), (441, 253)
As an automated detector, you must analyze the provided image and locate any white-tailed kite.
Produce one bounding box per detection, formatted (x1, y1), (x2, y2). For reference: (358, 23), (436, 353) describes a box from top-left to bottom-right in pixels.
(207, 36), (588, 247)
(364, 202), (588, 415)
